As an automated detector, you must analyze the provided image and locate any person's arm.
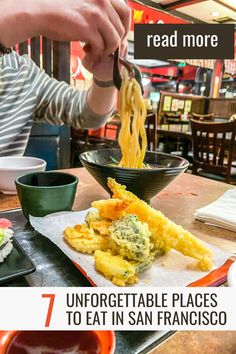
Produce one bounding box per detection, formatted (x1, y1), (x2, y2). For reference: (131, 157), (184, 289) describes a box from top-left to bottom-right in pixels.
(86, 84), (116, 121)
(0, 0), (130, 59)
(0, 0), (37, 47)
(31, 61), (116, 129)
(81, 39), (128, 117)
(32, 38), (127, 128)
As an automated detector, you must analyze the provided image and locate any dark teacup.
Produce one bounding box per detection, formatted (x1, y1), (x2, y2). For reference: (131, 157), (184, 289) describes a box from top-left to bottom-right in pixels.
(15, 171), (78, 220)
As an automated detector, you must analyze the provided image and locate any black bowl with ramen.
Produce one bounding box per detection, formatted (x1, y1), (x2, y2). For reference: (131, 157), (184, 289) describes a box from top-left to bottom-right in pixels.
(79, 149), (189, 203)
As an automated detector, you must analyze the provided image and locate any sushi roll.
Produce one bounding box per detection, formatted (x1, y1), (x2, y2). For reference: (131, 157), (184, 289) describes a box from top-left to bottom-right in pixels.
(0, 218), (13, 263)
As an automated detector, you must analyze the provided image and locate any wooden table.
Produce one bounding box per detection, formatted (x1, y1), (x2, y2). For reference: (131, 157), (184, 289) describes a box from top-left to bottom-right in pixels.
(156, 123), (236, 161)
(1, 168), (236, 354)
(157, 124), (191, 138)
(156, 124), (192, 158)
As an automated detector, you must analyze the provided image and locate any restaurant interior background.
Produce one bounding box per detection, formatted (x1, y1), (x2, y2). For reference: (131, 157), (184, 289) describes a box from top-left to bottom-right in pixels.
(1, 2), (236, 354)
(18, 0), (236, 177)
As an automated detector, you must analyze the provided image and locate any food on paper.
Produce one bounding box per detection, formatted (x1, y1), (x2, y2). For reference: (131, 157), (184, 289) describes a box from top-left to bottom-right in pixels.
(109, 214), (151, 262)
(89, 220), (112, 236)
(64, 224), (109, 254)
(63, 179), (214, 286)
(85, 209), (101, 224)
(106, 178), (213, 271)
(0, 218), (13, 263)
(94, 250), (137, 286)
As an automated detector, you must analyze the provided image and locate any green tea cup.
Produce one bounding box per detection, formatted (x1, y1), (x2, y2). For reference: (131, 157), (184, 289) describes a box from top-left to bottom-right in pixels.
(15, 171), (78, 220)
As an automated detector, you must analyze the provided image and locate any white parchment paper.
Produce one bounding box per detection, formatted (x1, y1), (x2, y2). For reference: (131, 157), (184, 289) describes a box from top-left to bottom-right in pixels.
(30, 210), (232, 287)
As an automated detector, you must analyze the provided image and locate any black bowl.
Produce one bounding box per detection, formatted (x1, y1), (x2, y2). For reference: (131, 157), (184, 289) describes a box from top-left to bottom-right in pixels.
(79, 149), (189, 202)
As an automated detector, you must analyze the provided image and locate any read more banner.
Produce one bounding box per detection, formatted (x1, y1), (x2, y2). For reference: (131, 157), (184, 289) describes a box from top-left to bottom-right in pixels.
(134, 24), (235, 59)
(0, 287), (236, 331)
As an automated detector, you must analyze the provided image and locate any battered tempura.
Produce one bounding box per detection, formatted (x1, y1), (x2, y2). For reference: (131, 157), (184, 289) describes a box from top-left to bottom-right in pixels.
(64, 224), (109, 254)
(93, 178), (214, 271)
(94, 250), (138, 286)
(64, 178), (214, 287)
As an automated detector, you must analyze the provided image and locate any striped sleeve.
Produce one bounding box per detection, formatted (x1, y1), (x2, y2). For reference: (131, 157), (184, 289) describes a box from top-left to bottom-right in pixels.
(29, 58), (112, 129)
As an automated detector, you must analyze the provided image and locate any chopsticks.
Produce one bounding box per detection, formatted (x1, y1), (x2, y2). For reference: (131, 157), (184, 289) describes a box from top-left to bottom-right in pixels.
(113, 47), (144, 95)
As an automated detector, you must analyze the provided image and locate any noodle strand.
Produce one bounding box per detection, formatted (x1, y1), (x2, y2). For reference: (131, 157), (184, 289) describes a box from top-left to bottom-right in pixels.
(118, 72), (147, 168)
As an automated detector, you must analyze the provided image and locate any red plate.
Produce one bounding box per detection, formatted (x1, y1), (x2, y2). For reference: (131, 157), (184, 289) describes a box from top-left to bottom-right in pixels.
(0, 330), (115, 354)
(188, 258), (234, 287)
(72, 258), (234, 288)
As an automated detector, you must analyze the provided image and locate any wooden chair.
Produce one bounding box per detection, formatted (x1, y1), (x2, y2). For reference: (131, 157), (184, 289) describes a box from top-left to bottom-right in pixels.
(230, 116), (236, 167)
(163, 112), (181, 124)
(190, 119), (236, 184)
(192, 112), (214, 121)
(161, 112), (187, 154)
(20, 37), (71, 169)
(70, 127), (118, 167)
(104, 113), (121, 139)
(185, 113), (214, 162)
(145, 113), (157, 151)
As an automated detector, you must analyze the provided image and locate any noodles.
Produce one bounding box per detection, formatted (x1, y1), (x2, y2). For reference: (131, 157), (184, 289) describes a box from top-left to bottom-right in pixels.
(118, 71), (147, 168)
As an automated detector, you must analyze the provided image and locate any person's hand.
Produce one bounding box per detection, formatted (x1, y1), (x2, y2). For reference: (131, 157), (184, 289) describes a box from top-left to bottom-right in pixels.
(36, 0), (130, 58)
(0, 0), (131, 54)
(82, 40), (128, 81)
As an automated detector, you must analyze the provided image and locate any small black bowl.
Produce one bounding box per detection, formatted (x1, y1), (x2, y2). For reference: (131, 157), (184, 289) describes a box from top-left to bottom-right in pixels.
(80, 149), (189, 202)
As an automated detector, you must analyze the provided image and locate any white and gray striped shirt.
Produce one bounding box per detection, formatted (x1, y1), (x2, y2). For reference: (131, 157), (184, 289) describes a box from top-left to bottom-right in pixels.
(0, 51), (110, 156)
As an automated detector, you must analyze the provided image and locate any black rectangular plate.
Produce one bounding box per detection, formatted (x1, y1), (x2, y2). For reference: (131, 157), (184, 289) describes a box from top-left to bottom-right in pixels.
(0, 237), (36, 284)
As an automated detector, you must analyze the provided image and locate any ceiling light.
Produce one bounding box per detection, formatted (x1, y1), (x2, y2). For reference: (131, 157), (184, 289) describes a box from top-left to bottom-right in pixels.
(211, 11), (220, 17)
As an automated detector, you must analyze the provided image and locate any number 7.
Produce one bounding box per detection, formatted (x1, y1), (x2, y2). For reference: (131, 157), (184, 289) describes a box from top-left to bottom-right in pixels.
(42, 294), (55, 327)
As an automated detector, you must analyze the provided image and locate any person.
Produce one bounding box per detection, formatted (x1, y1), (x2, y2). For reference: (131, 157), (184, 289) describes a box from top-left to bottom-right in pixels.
(0, 0), (130, 156)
